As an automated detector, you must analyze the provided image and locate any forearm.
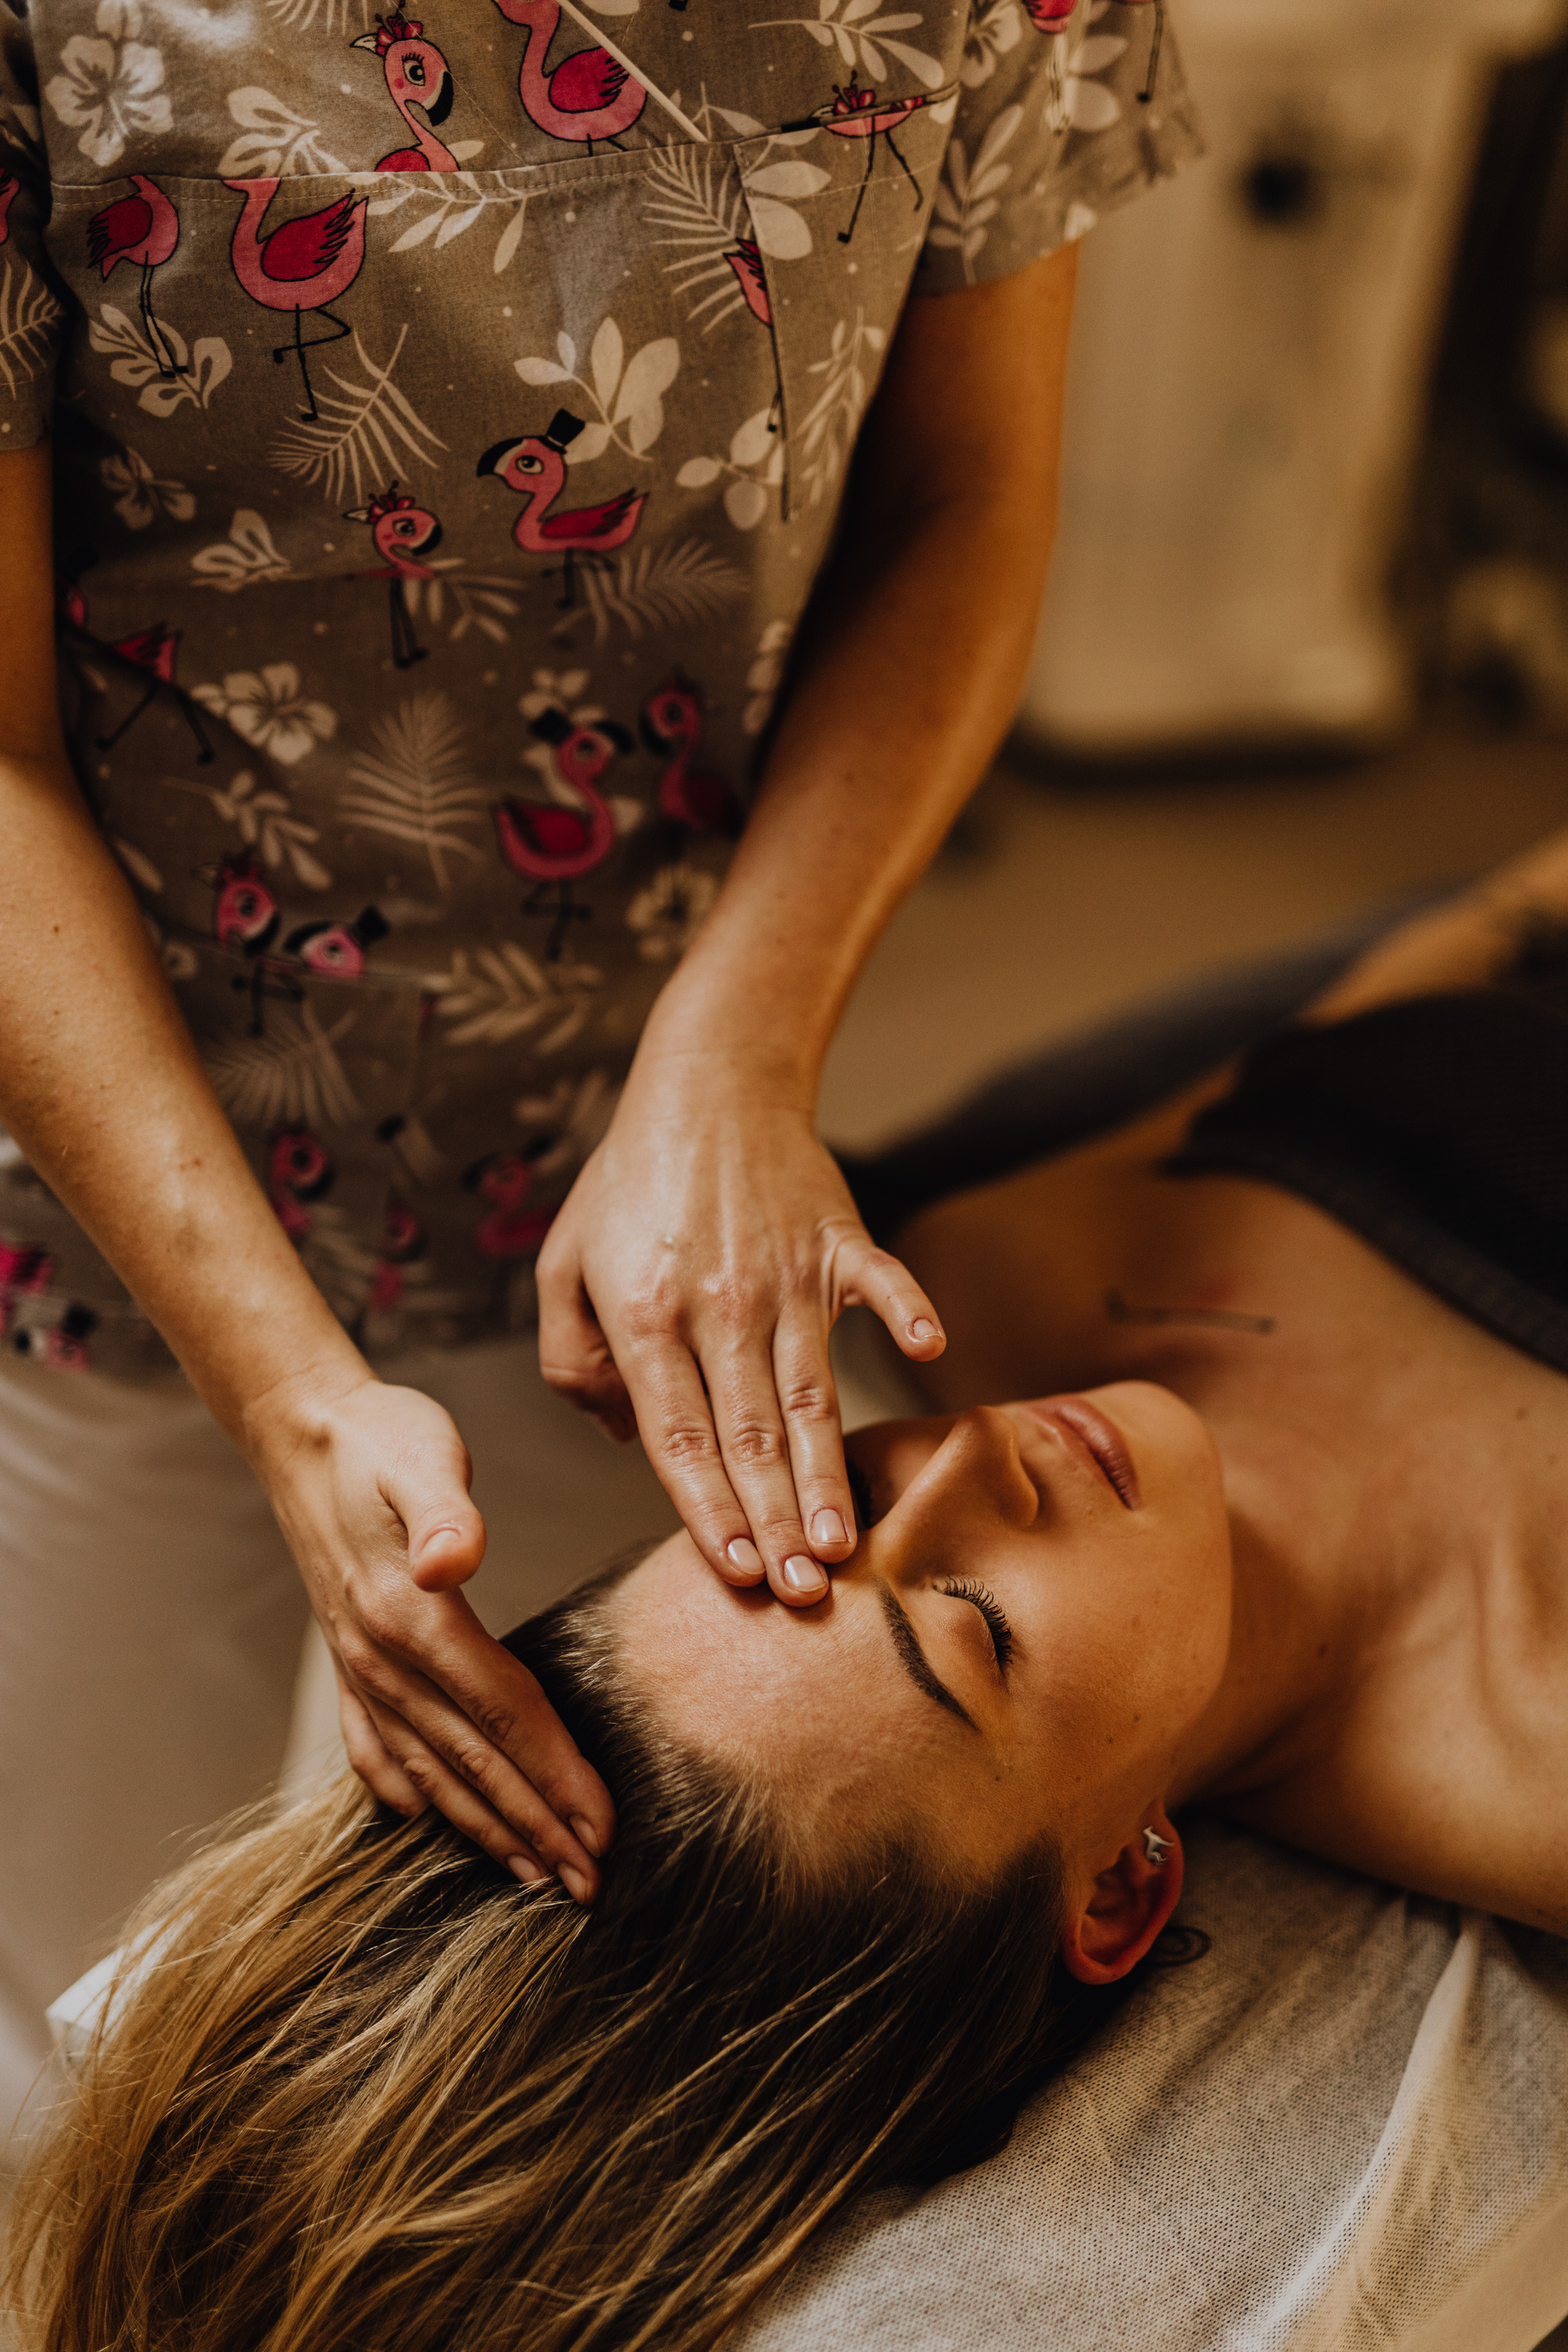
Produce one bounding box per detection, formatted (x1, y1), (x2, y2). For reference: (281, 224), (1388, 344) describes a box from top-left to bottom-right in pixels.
(636, 249), (1075, 1105)
(640, 486), (1051, 1100)
(0, 748), (366, 1444)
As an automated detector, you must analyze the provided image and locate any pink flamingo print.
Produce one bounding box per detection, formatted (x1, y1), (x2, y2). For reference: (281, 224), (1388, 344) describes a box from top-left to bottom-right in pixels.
(724, 238), (772, 328)
(211, 852), (280, 960)
(270, 1126), (335, 1242)
(284, 904), (390, 978)
(493, 706), (633, 958)
(477, 409), (646, 608)
(209, 851), (304, 1033)
(490, 0), (646, 149)
(351, 9), (459, 171)
(368, 1192), (426, 1310)
(640, 673), (738, 839)
(86, 174), (183, 379)
(0, 1244), (51, 1343)
(465, 1150), (556, 1259)
(0, 172), (20, 245)
(344, 482), (442, 668)
(96, 622), (214, 765)
(225, 177), (369, 424)
(787, 74), (927, 246)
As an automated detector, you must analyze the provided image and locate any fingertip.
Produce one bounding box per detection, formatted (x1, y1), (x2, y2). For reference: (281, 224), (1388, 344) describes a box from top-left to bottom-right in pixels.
(408, 1519), (485, 1590)
(772, 1553), (830, 1606)
(808, 1506), (853, 1559)
(718, 1534), (766, 1586)
(899, 1313), (946, 1358)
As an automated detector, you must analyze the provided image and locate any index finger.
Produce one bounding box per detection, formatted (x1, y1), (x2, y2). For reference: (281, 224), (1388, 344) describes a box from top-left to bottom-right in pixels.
(614, 1329), (782, 1592)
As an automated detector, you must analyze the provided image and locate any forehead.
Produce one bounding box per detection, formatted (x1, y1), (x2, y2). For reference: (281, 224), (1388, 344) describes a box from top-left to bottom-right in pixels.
(610, 1537), (939, 1784)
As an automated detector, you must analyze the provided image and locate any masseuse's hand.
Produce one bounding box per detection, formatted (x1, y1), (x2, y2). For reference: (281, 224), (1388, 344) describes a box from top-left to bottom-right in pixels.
(248, 1368), (611, 1899)
(536, 1059), (946, 1602)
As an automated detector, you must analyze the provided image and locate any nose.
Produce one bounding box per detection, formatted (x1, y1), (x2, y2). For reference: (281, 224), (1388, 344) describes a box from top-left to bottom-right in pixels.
(855, 1408), (1038, 1568)
(924, 1407), (1040, 1525)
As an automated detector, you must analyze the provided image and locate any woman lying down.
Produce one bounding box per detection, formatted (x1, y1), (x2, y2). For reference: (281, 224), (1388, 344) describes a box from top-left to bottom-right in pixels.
(9, 824), (1568, 2352)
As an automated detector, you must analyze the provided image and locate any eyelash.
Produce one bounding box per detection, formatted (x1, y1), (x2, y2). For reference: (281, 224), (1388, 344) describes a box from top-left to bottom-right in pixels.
(938, 1579), (1014, 1673)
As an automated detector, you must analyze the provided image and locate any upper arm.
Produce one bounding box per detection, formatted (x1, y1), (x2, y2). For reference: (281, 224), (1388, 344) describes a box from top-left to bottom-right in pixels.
(849, 243), (1079, 533)
(0, 440), (69, 765)
(1303, 822), (1568, 1024)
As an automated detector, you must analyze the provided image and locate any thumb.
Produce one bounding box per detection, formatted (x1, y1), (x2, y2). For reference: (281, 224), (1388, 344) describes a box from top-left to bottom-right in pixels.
(386, 1440), (488, 1592)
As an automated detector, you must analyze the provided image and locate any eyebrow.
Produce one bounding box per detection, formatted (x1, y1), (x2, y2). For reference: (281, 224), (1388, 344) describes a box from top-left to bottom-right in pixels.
(877, 1586), (977, 1731)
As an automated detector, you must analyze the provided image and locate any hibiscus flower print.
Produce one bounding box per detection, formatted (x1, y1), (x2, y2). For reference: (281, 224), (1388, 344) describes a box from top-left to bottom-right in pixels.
(961, 0), (1023, 89)
(44, 0), (172, 169)
(624, 863), (719, 962)
(101, 445), (195, 531)
(1042, 0), (1129, 136)
(192, 664), (337, 767)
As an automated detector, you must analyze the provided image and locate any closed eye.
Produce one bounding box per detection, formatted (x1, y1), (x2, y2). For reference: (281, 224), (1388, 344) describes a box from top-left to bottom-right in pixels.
(937, 1579), (1013, 1673)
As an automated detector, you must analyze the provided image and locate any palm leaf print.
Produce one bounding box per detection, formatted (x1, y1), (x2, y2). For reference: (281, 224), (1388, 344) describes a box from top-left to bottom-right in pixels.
(643, 145), (751, 328)
(341, 693), (486, 895)
(426, 944), (604, 1053)
(796, 312), (887, 507)
(270, 328), (445, 508)
(204, 1005), (359, 1129)
(0, 260), (64, 396)
(556, 538), (748, 649)
(264, 0), (370, 31)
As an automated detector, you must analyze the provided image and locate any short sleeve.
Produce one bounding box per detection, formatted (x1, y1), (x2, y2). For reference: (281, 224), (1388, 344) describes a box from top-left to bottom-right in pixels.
(0, 0), (68, 448)
(920, 0), (1204, 293)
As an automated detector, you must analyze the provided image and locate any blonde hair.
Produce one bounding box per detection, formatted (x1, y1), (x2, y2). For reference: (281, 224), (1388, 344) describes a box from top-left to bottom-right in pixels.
(4, 1571), (1119, 2352)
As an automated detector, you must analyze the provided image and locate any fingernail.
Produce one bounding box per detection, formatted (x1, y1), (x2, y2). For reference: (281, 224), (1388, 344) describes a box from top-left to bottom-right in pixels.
(782, 1555), (827, 1596)
(508, 1854), (547, 1886)
(811, 1508), (846, 1548)
(727, 1537), (764, 1574)
(570, 1814), (603, 1860)
(559, 1865), (592, 1905)
(911, 1317), (939, 1341)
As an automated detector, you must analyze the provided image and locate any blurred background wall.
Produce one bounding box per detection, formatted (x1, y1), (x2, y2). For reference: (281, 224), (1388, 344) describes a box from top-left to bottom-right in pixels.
(819, 0), (1568, 1152)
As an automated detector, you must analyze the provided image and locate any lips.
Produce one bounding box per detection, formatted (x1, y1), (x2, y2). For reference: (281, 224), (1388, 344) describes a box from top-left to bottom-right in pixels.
(1026, 1396), (1141, 1510)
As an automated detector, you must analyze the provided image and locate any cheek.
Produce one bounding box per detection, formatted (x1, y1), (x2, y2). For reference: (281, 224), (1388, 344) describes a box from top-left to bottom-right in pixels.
(1019, 1525), (1228, 1748)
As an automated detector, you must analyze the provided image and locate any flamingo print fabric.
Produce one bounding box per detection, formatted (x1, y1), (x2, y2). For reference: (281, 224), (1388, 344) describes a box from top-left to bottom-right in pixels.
(0, 0), (1200, 1377)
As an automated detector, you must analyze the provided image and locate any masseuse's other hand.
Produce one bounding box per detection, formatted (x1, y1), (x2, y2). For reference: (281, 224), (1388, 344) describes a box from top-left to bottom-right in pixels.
(536, 1067), (945, 1603)
(248, 1372), (611, 1899)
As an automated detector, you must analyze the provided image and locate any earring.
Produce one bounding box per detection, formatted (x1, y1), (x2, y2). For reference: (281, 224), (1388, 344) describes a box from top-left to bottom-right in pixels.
(1142, 1826), (1172, 1868)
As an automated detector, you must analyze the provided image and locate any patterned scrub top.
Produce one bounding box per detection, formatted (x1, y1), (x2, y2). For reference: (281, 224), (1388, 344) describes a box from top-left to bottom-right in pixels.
(0, 0), (1200, 1378)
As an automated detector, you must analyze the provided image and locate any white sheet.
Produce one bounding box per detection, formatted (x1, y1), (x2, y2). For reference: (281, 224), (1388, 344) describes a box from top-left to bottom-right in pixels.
(732, 1820), (1568, 2352)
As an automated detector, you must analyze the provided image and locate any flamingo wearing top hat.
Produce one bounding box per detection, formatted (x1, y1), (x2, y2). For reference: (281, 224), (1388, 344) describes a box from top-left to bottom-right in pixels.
(225, 177), (369, 423)
(477, 410), (646, 607)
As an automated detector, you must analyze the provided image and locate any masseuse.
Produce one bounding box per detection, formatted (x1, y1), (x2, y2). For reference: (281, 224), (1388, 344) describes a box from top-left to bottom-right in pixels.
(0, 0), (1198, 2081)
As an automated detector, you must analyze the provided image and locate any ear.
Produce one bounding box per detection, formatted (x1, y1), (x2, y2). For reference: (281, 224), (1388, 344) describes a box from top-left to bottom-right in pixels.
(1058, 1810), (1183, 1986)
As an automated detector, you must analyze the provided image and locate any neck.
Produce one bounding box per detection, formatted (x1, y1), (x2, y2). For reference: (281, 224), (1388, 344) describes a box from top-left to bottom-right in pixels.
(1157, 1330), (1564, 1827)
(400, 109), (452, 166)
